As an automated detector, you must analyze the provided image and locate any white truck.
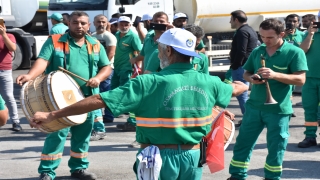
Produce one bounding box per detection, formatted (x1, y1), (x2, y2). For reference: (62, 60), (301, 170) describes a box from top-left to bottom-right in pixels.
(1, 0), (49, 70)
(48, 0), (320, 72)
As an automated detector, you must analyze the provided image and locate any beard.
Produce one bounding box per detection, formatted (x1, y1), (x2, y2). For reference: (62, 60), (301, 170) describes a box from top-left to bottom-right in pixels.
(120, 29), (129, 33)
(159, 54), (170, 69)
(97, 26), (105, 32)
(69, 30), (86, 39)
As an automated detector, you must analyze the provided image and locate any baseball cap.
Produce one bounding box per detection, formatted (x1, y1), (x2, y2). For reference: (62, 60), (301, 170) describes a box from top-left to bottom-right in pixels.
(48, 13), (63, 22)
(118, 16), (131, 23)
(173, 12), (188, 20)
(141, 13), (153, 21)
(109, 18), (118, 25)
(158, 28), (201, 58)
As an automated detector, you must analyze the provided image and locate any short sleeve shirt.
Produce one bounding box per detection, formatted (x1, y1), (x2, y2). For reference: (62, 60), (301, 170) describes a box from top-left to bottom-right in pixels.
(140, 31), (158, 69)
(114, 29), (142, 71)
(0, 94), (5, 110)
(283, 29), (305, 47)
(302, 29), (320, 78)
(50, 23), (69, 35)
(0, 33), (16, 70)
(243, 41), (308, 114)
(38, 34), (110, 96)
(192, 52), (209, 74)
(100, 63), (233, 144)
(145, 49), (160, 72)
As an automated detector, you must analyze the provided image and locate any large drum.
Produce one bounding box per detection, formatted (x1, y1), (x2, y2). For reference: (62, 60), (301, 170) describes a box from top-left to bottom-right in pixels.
(211, 108), (235, 150)
(21, 71), (87, 133)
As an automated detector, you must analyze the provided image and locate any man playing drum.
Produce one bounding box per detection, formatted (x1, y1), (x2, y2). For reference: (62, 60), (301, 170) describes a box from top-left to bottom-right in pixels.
(30, 28), (248, 180)
(228, 19), (308, 180)
(17, 11), (111, 180)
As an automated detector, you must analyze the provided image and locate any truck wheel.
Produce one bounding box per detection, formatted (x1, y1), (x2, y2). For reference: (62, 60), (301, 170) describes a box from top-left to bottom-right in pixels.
(12, 43), (23, 70)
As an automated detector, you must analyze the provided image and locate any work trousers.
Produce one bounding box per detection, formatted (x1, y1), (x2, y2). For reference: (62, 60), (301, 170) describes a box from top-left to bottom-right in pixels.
(229, 105), (290, 180)
(93, 109), (105, 132)
(99, 70), (114, 121)
(302, 77), (320, 138)
(134, 148), (202, 180)
(38, 112), (94, 179)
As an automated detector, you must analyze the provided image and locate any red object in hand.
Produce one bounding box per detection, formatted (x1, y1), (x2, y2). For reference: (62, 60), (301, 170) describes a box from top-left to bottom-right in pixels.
(205, 111), (225, 173)
(131, 63), (141, 78)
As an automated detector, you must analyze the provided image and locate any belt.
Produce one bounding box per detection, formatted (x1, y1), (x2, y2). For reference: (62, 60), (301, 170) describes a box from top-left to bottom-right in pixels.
(140, 144), (200, 150)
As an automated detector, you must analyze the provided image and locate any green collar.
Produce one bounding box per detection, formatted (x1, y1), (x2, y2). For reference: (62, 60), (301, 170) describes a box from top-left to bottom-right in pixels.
(162, 63), (193, 71)
(58, 33), (98, 45)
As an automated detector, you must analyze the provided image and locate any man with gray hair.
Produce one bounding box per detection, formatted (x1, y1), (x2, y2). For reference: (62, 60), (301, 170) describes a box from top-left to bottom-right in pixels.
(30, 28), (248, 180)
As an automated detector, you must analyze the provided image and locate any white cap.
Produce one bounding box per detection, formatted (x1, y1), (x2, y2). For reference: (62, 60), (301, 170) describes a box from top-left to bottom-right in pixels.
(173, 12), (188, 20)
(141, 13), (153, 21)
(118, 16), (131, 23)
(158, 28), (201, 58)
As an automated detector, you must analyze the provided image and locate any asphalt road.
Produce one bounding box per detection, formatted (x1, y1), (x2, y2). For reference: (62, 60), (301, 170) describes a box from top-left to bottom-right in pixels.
(0, 70), (319, 180)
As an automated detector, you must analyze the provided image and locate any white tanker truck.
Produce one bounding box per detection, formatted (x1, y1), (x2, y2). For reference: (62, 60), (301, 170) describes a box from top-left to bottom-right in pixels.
(1, 0), (49, 70)
(48, 0), (319, 72)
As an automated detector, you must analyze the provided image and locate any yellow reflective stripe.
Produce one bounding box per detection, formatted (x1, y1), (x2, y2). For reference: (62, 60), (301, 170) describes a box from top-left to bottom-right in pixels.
(136, 115), (212, 128)
(230, 159), (249, 168)
(94, 117), (102, 122)
(265, 163), (282, 172)
(129, 112), (136, 118)
(70, 150), (88, 159)
(305, 122), (318, 126)
(41, 153), (63, 161)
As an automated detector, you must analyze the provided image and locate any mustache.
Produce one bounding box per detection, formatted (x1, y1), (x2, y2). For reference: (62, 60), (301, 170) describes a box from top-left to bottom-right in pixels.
(97, 26), (105, 29)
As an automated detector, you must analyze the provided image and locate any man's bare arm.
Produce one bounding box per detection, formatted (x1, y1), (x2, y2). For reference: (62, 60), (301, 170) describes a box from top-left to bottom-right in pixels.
(0, 107), (8, 126)
(230, 81), (249, 97)
(106, 46), (116, 61)
(16, 58), (49, 85)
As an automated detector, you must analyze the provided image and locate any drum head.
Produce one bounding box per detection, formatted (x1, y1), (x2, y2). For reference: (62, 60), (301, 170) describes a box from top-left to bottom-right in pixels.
(49, 71), (87, 123)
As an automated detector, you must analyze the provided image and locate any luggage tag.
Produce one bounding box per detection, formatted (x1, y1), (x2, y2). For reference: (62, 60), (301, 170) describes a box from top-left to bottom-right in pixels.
(198, 137), (207, 167)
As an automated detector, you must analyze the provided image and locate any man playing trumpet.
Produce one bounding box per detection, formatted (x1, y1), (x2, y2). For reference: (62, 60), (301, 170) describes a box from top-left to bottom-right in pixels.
(228, 19), (308, 180)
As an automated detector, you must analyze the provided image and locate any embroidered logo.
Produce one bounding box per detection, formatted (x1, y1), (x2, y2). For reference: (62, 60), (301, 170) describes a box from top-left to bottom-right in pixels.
(186, 39), (194, 47)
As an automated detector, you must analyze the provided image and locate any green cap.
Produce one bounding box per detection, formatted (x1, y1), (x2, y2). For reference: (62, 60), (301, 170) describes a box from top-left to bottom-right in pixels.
(48, 13), (63, 22)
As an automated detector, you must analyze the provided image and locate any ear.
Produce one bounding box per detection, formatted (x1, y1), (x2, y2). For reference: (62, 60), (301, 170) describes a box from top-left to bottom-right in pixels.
(279, 31), (285, 38)
(167, 46), (174, 57)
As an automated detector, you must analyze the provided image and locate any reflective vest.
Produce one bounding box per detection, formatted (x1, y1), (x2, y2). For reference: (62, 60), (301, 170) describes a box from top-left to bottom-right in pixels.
(46, 33), (101, 95)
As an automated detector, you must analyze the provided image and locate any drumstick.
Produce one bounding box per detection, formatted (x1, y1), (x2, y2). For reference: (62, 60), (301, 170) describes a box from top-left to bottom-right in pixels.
(58, 66), (88, 83)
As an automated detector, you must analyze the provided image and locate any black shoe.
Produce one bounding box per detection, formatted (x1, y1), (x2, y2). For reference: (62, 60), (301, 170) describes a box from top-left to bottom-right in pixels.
(71, 169), (97, 180)
(227, 177), (238, 180)
(90, 130), (106, 141)
(39, 173), (52, 180)
(291, 113), (296, 117)
(298, 137), (317, 148)
(103, 117), (114, 123)
(235, 120), (242, 127)
(116, 122), (136, 132)
(12, 123), (22, 131)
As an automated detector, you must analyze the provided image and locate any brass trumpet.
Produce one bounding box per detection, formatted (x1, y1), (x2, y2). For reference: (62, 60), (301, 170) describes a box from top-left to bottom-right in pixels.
(260, 55), (278, 105)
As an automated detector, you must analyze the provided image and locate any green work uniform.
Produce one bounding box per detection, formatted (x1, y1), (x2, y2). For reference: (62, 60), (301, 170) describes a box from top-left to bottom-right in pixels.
(283, 28), (304, 47)
(50, 23), (69, 35)
(112, 29), (142, 125)
(229, 41), (308, 180)
(195, 40), (205, 51)
(100, 63), (233, 180)
(0, 94), (5, 110)
(146, 51), (209, 74)
(302, 29), (320, 138)
(140, 30), (158, 70)
(93, 108), (105, 133)
(145, 49), (160, 73)
(224, 68), (233, 84)
(112, 29), (142, 89)
(37, 33), (110, 179)
(191, 52), (209, 74)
